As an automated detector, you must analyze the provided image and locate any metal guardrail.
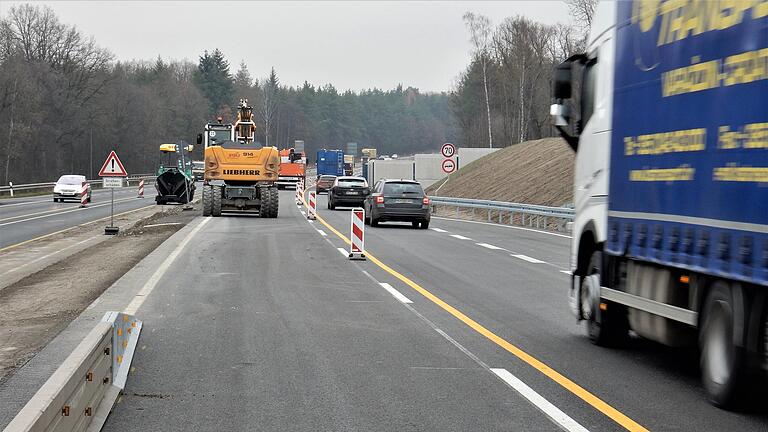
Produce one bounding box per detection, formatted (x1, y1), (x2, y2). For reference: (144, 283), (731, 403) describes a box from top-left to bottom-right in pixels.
(3, 312), (142, 432)
(429, 196), (574, 232)
(0, 175), (156, 197)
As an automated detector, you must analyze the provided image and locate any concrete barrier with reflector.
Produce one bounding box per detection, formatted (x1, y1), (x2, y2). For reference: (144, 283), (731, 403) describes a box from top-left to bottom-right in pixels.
(307, 192), (317, 220)
(2, 313), (142, 432)
(349, 207), (365, 260)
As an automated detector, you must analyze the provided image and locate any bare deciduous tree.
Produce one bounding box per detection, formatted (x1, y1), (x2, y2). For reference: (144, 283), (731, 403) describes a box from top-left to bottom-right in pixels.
(463, 12), (494, 148)
(566, 0), (598, 33)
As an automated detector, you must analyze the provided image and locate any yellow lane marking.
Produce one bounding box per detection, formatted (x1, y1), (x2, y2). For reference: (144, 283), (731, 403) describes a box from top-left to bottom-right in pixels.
(0, 205), (155, 253)
(307, 194), (648, 432)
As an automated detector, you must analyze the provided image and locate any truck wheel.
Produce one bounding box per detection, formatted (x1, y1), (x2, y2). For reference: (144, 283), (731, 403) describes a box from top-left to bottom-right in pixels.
(763, 302), (768, 378)
(700, 281), (744, 407)
(212, 186), (222, 217)
(581, 250), (628, 346)
(202, 185), (212, 217)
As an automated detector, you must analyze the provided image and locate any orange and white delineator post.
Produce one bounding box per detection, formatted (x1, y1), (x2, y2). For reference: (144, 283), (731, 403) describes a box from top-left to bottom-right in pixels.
(137, 179), (145, 198)
(307, 191), (317, 220)
(296, 180), (303, 205)
(349, 207), (366, 260)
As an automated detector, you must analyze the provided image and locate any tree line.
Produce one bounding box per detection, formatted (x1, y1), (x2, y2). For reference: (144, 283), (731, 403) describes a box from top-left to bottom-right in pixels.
(0, 2), (593, 184)
(452, 1), (594, 148)
(0, 4), (457, 184)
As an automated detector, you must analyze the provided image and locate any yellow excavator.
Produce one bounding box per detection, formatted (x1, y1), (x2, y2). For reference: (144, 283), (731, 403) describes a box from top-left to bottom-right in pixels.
(197, 99), (280, 217)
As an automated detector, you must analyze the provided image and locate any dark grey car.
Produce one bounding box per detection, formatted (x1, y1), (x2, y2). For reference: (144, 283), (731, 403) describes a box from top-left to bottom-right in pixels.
(363, 179), (430, 229)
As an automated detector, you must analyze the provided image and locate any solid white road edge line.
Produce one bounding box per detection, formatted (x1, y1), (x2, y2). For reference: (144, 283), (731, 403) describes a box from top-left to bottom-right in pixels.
(476, 242), (505, 250)
(379, 282), (413, 304)
(317, 229), (327, 237)
(337, 247), (348, 257)
(449, 234), (472, 240)
(432, 216), (571, 239)
(123, 217), (211, 315)
(490, 368), (590, 432)
(0, 196), (139, 226)
(511, 254), (546, 264)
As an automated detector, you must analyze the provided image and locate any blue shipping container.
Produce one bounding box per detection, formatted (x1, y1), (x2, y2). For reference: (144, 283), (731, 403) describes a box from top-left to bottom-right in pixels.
(316, 150), (344, 177)
(606, 2), (768, 285)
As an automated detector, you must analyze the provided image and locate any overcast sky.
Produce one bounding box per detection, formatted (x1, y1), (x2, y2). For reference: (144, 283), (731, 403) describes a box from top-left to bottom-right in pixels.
(2, 1), (571, 92)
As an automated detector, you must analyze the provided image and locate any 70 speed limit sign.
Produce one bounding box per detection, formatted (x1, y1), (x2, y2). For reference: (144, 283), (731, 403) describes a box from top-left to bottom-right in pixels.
(441, 143), (456, 158)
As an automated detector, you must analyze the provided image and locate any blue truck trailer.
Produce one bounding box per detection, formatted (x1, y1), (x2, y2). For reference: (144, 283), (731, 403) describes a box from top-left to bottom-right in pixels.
(550, 1), (767, 406)
(316, 149), (344, 178)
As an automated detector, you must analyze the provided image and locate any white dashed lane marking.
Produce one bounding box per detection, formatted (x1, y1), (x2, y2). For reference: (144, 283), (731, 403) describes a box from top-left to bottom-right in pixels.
(511, 254), (546, 264)
(491, 368), (590, 432)
(450, 234), (472, 240)
(379, 283), (413, 304)
(476, 243), (505, 250)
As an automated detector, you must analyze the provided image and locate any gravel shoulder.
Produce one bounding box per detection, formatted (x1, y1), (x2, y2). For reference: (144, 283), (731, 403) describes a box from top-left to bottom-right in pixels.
(0, 204), (199, 384)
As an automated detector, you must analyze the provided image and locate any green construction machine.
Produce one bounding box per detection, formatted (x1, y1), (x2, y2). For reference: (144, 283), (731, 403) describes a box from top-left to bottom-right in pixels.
(155, 143), (196, 205)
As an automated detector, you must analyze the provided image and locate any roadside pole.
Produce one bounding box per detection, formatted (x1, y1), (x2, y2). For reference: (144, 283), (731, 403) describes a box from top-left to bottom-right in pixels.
(99, 151), (127, 235)
(179, 140), (193, 211)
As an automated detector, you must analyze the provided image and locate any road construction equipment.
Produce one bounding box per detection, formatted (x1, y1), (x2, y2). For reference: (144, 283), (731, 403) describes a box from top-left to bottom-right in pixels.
(198, 99), (280, 217)
(155, 144), (195, 205)
(277, 148), (306, 189)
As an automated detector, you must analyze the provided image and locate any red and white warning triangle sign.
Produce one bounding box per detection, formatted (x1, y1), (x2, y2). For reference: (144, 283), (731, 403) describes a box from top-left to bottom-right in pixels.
(98, 150), (128, 177)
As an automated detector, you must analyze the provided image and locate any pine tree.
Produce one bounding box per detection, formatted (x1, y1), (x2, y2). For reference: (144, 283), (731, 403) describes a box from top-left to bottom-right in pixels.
(194, 49), (234, 116)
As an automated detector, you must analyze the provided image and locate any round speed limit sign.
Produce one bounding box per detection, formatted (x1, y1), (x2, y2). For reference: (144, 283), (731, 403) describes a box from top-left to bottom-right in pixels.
(441, 143), (456, 158)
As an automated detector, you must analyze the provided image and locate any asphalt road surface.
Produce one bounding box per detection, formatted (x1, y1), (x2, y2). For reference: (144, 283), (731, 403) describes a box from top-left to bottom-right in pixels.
(0, 184), (174, 249)
(102, 190), (767, 431)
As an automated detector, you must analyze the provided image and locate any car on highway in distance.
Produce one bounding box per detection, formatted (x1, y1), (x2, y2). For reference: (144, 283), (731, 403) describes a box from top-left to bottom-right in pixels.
(364, 179), (430, 229)
(328, 176), (369, 209)
(191, 160), (205, 181)
(53, 175), (91, 203)
(316, 175), (336, 194)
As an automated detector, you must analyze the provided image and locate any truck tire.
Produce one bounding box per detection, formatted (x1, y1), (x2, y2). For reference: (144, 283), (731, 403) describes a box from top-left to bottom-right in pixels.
(700, 281), (745, 407)
(202, 185), (212, 217)
(763, 308), (768, 378)
(581, 250), (628, 346)
(212, 186), (222, 217)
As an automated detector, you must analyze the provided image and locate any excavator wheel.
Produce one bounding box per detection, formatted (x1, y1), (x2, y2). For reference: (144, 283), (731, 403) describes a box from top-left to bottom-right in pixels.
(260, 186), (279, 218)
(268, 186), (279, 218)
(259, 187), (270, 218)
(202, 185), (212, 217)
(212, 186), (222, 217)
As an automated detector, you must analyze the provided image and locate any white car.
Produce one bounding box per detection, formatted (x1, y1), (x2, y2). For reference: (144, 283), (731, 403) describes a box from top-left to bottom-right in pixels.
(53, 175), (91, 202)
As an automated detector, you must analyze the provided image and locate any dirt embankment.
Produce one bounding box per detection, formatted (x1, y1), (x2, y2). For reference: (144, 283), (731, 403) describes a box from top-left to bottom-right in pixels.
(426, 137), (574, 206)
